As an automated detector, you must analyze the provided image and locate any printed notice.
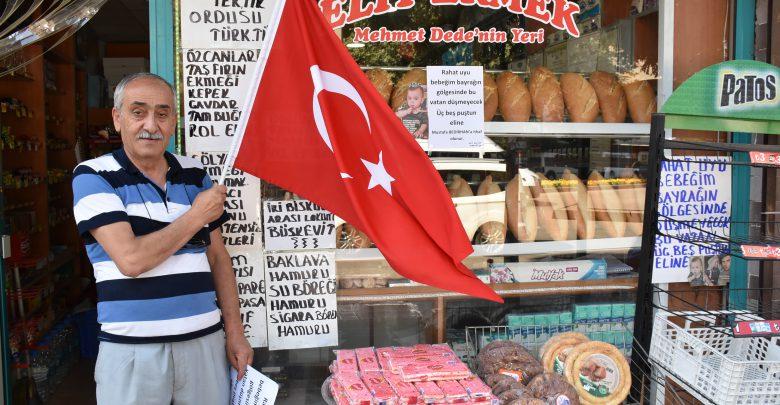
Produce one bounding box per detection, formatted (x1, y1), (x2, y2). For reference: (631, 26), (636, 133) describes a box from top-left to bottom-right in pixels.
(232, 249), (267, 348)
(181, 0), (277, 49)
(265, 251), (338, 351)
(184, 49), (259, 151)
(652, 157), (732, 283)
(427, 66), (485, 149)
(230, 366), (278, 405)
(263, 200), (336, 251)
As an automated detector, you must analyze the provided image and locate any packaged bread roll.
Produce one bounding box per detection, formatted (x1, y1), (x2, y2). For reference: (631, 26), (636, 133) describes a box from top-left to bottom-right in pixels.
(483, 72), (499, 121)
(365, 68), (394, 103)
(616, 169), (644, 236)
(497, 71), (532, 122)
(589, 71), (627, 123)
(563, 342), (631, 405)
(559, 169), (595, 240)
(506, 174), (538, 242)
(530, 173), (569, 241)
(391, 68), (427, 111)
(622, 79), (656, 123)
(588, 171), (627, 238)
(476, 175), (506, 244)
(448, 175), (473, 198)
(560, 73), (599, 122)
(529, 67), (564, 122)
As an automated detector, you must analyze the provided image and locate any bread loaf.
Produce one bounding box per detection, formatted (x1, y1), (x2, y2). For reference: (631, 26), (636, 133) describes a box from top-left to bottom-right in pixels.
(616, 169), (644, 236)
(526, 373), (580, 405)
(589, 71), (627, 123)
(497, 71), (532, 122)
(447, 175), (473, 198)
(540, 333), (590, 375)
(529, 67), (564, 122)
(622, 79), (656, 123)
(563, 342), (631, 405)
(476, 175), (506, 244)
(483, 72), (499, 121)
(559, 169), (596, 240)
(506, 174), (538, 242)
(588, 171), (627, 238)
(391, 68), (427, 110)
(560, 73), (599, 122)
(365, 68), (394, 103)
(530, 173), (569, 241)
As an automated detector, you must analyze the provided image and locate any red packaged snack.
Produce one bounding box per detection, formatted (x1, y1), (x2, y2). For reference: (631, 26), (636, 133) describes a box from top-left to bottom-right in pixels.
(362, 371), (399, 404)
(384, 371), (422, 404)
(436, 380), (469, 403)
(356, 347), (382, 372)
(335, 349), (359, 373)
(376, 347), (394, 371)
(415, 381), (445, 403)
(457, 376), (492, 401)
(400, 361), (472, 382)
(335, 371), (373, 405)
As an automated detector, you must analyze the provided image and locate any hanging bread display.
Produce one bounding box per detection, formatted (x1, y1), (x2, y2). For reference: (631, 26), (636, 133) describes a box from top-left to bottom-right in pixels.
(530, 173), (570, 241)
(529, 67), (564, 122)
(483, 72), (499, 121)
(391, 68), (427, 111)
(616, 169), (645, 236)
(621, 79), (656, 123)
(506, 174), (538, 242)
(336, 223), (372, 249)
(447, 175), (473, 198)
(588, 71), (627, 123)
(539, 332), (590, 375)
(560, 73), (599, 123)
(496, 71), (532, 122)
(563, 342), (631, 405)
(588, 171), (627, 238)
(364, 68), (394, 104)
(559, 169), (596, 240)
(476, 175), (506, 244)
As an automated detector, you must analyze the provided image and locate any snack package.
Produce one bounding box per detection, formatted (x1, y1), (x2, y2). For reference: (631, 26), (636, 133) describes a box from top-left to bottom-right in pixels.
(384, 371), (422, 404)
(400, 361), (472, 382)
(458, 376), (492, 401)
(362, 371), (399, 404)
(334, 371), (373, 405)
(376, 347), (394, 371)
(356, 347), (382, 372)
(415, 381), (445, 403)
(437, 380), (469, 403)
(335, 349), (359, 373)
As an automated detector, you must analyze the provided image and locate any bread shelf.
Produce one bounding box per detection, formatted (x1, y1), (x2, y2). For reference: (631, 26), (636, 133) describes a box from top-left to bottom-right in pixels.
(484, 122), (651, 138)
(337, 276), (638, 302)
(335, 237), (642, 262)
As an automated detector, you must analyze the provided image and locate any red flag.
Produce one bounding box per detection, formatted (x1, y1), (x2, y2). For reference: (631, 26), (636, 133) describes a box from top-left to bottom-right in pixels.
(231, 0), (502, 302)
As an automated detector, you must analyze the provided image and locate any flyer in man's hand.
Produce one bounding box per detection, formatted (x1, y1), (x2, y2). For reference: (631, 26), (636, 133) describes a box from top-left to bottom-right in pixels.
(230, 366), (279, 405)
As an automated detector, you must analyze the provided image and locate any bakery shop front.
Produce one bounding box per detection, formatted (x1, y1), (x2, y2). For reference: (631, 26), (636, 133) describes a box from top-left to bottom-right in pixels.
(173, 0), (749, 404)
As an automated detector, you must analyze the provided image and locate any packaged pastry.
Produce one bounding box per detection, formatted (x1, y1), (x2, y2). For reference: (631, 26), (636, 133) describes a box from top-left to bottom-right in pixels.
(384, 371), (422, 404)
(335, 349), (359, 373)
(559, 170), (595, 240)
(356, 347), (381, 372)
(361, 371), (399, 404)
(563, 342), (631, 405)
(458, 376), (493, 400)
(334, 371), (374, 405)
(587, 171), (627, 238)
(400, 361), (472, 382)
(540, 332), (590, 374)
(530, 173), (570, 241)
(526, 373), (579, 405)
(437, 380), (470, 403)
(415, 381), (446, 403)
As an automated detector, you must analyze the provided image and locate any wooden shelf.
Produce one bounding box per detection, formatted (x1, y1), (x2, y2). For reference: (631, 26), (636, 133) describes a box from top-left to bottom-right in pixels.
(337, 276), (638, 302)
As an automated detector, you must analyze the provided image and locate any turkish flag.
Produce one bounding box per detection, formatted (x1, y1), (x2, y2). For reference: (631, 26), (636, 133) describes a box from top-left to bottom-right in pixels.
(232, 0), (502, 302)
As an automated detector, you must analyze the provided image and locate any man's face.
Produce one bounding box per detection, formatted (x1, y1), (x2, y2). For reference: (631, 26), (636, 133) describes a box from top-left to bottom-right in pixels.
(406, 88), (424, 110)
(721, 255), (731, 271)
(112, 78), (176, 160)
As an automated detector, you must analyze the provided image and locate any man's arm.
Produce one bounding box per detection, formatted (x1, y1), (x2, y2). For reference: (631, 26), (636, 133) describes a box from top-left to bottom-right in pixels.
(90, 186), (226, 278)
(206, 227), (254, 379)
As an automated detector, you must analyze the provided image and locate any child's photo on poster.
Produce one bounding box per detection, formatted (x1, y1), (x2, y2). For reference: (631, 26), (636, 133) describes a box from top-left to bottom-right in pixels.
(688, 254), (730, 287)
(395, 82), (428, 140)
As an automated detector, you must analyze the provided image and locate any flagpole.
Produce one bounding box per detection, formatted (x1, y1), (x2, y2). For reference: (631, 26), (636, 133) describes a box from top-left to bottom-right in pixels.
(219, 0), (288, 185)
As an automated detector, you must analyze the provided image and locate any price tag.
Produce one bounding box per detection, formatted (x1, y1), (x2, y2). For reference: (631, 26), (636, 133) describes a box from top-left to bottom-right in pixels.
(740, 245), (780, 259)
(749, 151), (780, 166)
(732, 320), (780, 337)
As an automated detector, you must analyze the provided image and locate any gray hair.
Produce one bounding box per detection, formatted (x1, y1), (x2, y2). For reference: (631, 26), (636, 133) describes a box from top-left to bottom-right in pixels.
(113, 72), (176, 110)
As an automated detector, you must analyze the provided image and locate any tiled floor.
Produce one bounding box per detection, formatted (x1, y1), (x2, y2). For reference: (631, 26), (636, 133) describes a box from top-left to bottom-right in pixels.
(47, 359), (96, 405)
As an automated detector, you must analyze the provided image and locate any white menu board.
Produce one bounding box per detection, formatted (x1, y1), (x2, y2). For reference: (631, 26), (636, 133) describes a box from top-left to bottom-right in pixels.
(180, 0), (278, 49)
(263, 200), (336, 251)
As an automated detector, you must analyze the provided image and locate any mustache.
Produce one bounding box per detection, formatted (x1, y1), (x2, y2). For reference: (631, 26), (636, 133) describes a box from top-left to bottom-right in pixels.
(137, 131), (164, 140)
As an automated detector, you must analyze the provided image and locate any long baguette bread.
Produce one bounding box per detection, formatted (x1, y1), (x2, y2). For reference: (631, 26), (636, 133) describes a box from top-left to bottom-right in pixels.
(589, 71), (627, 123)
(506, 174), (538, 242)
(365, 68), (394, 104)
(531, 173), (570, 241)
(483, 72), (499, 121)
(529, 67), (564, 122)
(448, 175), (473, 198)
(496, 71), (532, 122)
(476, 175), (506, 244)
(560, 73), (599, 122)
(622, 79), (656, 123)
(588, 171), (627, 238)
(391, 68), (427, 111)
(560, 169), (596, 240)
(615, 169), (644, 236)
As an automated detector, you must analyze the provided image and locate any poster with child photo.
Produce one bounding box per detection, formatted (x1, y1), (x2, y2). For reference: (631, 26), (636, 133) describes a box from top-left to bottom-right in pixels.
(395, 82), (429, 140)
(687, 254), (731, 286)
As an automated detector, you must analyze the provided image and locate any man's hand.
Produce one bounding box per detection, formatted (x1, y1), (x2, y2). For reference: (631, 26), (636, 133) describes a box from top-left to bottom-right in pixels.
(227, 331), (254, 380)
(192, 185), (227, 223)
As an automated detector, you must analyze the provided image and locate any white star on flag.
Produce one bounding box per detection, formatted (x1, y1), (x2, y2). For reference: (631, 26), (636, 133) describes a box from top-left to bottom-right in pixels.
(361, 151), (395, 195)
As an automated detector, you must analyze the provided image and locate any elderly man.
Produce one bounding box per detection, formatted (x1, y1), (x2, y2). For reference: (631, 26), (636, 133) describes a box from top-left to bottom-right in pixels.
(72, 73), (252, 404)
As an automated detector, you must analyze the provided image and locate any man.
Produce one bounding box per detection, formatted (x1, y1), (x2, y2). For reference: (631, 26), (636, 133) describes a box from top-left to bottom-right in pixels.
(72, 73), (252, 405)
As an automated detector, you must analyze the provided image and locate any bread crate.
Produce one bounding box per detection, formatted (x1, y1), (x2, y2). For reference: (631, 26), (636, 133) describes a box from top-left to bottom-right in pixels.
(649, 310), (780, 405)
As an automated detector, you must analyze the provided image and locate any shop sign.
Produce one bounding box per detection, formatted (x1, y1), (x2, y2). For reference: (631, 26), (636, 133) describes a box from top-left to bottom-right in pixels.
(263, 200), (336, 251)
(652, 157), (731, 284)
(181, 0), (279, 49)
(264, 251), (339, 350)
(426, 66), (485, 148)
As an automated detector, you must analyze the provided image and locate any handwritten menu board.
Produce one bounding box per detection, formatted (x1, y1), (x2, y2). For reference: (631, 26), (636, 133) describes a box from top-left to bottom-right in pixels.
(232, 249), (267, 348)
(180, 0), (277, 49)
(263, 200), (336, 251)
(652, 157), (731, 283)
(264, 251), (338, 350)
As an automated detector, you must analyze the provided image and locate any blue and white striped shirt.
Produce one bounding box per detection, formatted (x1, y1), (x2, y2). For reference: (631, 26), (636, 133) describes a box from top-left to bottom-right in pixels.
(72, 148), (229, 343)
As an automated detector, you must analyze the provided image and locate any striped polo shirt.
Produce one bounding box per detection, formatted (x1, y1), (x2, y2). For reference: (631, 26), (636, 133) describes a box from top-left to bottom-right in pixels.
(72, 148), (229, 343)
